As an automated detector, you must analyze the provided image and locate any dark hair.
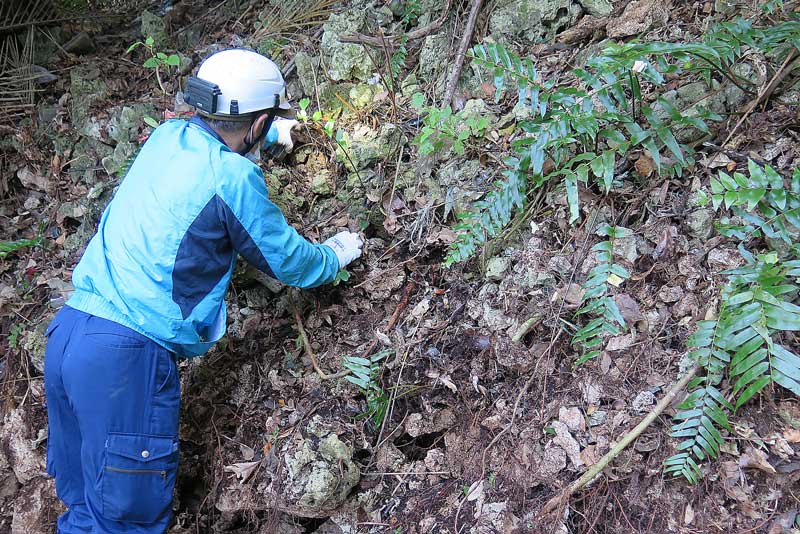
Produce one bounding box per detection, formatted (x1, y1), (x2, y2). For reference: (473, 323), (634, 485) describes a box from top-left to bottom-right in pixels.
(203, 117), (250, 133)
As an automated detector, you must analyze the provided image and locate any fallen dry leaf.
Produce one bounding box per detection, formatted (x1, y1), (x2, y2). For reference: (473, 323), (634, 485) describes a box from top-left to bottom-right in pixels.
(784, 428), (800, 443)
(739, 446), (776, 474)
(223, 460), (262, 483)
(635, 153), (656, 177)
(684, 502), (695, 525)
(653, 225), (677, 260)
(551, 420), (583, 468)
(614, 294), (643, 323)
(16, 166), (49, 191)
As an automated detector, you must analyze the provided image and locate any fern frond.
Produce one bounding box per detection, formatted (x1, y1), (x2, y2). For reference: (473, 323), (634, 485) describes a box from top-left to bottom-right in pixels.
(343, 349), (392, 426)
(571, 225), (631, 366)
(665, 379), (731, 483)
(667, 159), (800, 482)
(469, 42), (545, 110)
(445, 164), (527, 266)
(0, 237), (42, 259)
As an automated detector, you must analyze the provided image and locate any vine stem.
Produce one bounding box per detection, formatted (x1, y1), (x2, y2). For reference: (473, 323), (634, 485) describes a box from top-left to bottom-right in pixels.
(442, 0), (484, 108)
(537, 364), (700, 519)
(155, 65), (166, 95)
(289, 290), (349, 380)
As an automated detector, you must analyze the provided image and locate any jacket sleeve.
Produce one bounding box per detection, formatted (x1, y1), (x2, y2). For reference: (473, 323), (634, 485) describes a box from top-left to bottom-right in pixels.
(215, 164), (339, 288)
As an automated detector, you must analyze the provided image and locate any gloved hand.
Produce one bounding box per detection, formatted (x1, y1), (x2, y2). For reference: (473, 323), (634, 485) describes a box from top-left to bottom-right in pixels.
(324, 231), (363, 269)
(271, 118), (299, 153)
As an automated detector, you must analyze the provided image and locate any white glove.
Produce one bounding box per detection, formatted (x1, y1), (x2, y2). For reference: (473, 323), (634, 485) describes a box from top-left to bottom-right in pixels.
(324, 231), (363, 269)
(272, 119), (298, 153)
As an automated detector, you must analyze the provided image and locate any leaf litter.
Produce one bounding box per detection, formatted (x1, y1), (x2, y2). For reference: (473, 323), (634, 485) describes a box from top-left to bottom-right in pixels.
(1, 0), (799, 533)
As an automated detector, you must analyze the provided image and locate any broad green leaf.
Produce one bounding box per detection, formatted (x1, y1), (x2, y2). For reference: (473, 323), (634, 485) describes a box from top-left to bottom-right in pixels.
(731, 347), (767, 378)
(733, 360), (770, 393)
(719, 172), (738, 191)
(143, 116), (160, 128)
(565, 173), (579, 224)
(574, 349), (601, 366)
(735, 375), (771, 409)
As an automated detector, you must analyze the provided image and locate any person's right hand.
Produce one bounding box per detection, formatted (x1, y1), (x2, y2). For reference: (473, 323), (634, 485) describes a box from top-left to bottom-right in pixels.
(324, 231), (363, 269)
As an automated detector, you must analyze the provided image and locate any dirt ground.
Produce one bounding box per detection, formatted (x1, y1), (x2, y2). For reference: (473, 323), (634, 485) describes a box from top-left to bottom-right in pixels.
(2, 0), (800, 533)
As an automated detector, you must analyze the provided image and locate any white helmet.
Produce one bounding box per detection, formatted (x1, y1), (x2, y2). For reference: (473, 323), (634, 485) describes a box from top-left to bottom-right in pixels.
(186, 49), (293, 119)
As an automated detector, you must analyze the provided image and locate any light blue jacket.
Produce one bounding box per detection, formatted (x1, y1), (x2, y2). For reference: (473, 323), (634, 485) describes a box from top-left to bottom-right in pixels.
(67, 117), (339, 357)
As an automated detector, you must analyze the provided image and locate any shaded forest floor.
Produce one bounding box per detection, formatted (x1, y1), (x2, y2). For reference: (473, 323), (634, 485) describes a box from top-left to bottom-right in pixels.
(2, 0), (800, 533)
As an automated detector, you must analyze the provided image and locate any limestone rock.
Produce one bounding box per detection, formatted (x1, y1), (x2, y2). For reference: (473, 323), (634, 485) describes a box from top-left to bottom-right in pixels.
(578, 0), (613, 17)
(294, 51), (321, 96)
(685, 208), (714, 240)
(11, 477), (59, 534)
(266, 168), (305, 212)
(20, 317), (51, 374)
(140, 10), (168, 49)
(1, 407), (46, 484)
(418, 34), (451, 97)
(336, 123), (403, 171)
(320, 11), (372, 82)
(0, 446), (20, 508)
(348, 84), (375, 108)
(485, 256), (510, 281)
(632, 390), (656, 412)
(69, 66), (109, 138)
(606, 0), (671, 39)
(311, 170), (334, 196)
(283, 417), (360, 513)
(405, 408), (457, 437)
(63, 32), (95, 55)
(490, 0), (582, 45)
(102, 104), (155, 176)
(538, 445), (567, 477)
(559, 407), (586, 433)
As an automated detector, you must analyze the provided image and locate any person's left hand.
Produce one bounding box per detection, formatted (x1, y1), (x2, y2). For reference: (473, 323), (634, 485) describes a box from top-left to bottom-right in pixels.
(272, 119), (299, 153)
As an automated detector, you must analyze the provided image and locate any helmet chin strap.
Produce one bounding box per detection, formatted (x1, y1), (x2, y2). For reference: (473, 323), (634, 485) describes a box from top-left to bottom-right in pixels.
(238, 107), (278, 157)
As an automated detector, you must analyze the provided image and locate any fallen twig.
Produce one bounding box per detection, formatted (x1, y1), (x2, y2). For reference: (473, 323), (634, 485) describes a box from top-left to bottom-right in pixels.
(289, 290), (349, 380)
(537, 364), (700, 519)
(289, 280), (416, 380)
(338, 0), (453, 48)
(510, 314), (542, 343)
(360, 280), (417, 359)
(442, 0), (484, 108)
(722, 48), (799, 148)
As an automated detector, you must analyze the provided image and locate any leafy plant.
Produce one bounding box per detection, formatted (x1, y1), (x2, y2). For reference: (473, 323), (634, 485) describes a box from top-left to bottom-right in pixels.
(297, 97), (336, 138)
(343, 349), (392, 426)
(7, 323), (24, 349)
(411, 93), (489, 157)
(126, 36), (181, 94)
(571, 225), (631, 366)
(443, 40), (719, 266)
(332, 269), (351, 286)
(1, 237), (41, 259)
(665, 161), (800, 483)
(143, 115), (160, 129)
(761, 0), (784, 14)
(389, 0), (422, 82)
(691, 16), (800, 89)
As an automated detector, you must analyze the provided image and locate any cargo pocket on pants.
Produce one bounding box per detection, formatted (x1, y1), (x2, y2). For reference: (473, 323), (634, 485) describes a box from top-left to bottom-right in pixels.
(101, 433), (178, 523)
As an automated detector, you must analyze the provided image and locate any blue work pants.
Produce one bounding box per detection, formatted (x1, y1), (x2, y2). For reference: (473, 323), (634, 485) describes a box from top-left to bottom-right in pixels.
(44, 306), (180, 533)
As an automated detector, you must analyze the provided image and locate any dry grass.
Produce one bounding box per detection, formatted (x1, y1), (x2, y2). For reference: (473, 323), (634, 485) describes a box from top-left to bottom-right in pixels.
(250, 0), (338, 43)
